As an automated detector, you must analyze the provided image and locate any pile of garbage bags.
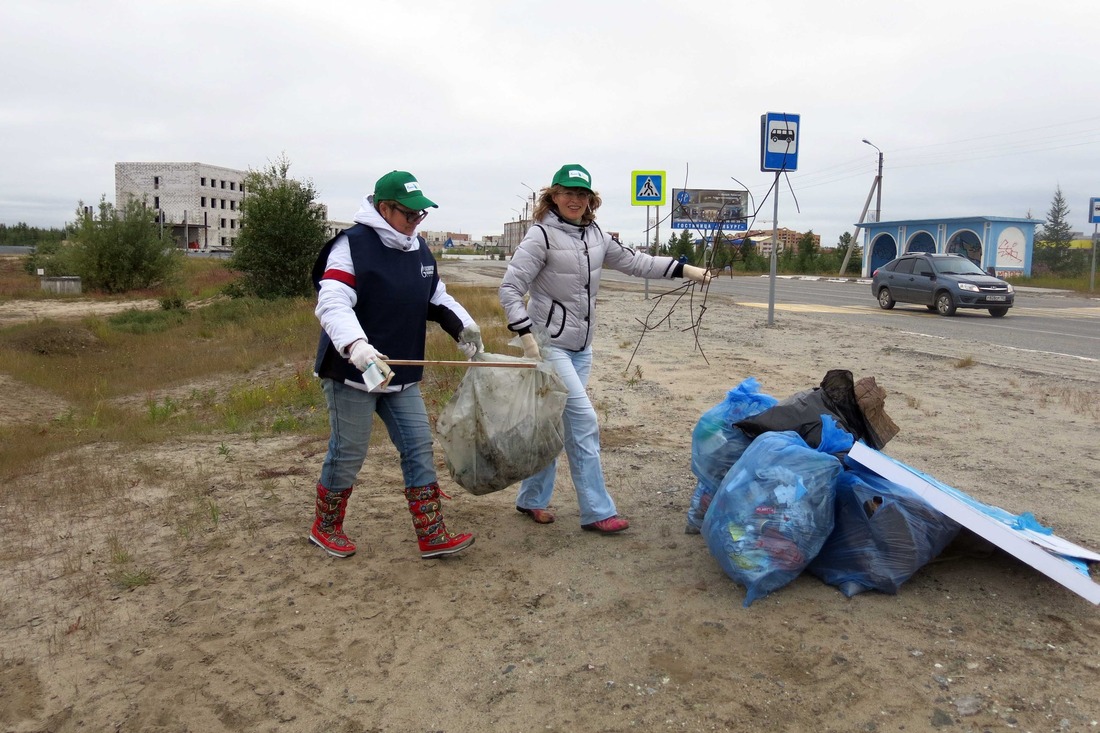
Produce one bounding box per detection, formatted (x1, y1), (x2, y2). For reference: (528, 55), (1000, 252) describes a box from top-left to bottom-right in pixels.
(690, 373), (961, 607)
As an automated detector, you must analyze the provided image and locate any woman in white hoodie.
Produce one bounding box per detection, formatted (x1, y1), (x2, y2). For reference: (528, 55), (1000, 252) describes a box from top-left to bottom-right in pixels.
(499, 164), (711, 533)
(310, 171), (482, 559)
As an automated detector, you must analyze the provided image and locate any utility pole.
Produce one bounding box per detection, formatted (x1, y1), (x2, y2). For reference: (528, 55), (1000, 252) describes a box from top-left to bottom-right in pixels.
(862, 138), (883, 222)
(840, 140), (884, 276)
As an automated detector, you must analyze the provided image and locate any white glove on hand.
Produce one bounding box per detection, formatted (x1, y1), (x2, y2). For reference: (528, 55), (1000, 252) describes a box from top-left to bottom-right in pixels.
(683, 265), (713, 285)
(457, 325), (483, 359)
(347, 339), (393, 382)
(520, 333), (540, 360)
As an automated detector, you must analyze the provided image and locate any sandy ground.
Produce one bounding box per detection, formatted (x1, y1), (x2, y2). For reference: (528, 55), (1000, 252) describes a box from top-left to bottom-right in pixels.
(2, 262), (1100, 733)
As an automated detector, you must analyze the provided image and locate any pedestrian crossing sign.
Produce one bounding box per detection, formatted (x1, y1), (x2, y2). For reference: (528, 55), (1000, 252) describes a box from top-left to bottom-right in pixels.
(631, 170), (666, 206)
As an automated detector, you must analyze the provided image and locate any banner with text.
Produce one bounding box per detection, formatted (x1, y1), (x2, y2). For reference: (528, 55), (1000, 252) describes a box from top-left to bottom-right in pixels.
(670, 188), (748, 231)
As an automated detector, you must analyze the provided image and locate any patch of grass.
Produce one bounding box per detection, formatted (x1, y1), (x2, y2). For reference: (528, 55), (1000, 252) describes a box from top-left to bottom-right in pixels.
(111, 568), (155, 590)
(1037, 386), (1099, 418)
(0, 282), (508, 478)
(146, 396), (182, 422)
(109, 308), (189, 334)
(1011, 272), (1097, 294)
(953, 355), (976, 369)
(106, 534), (132, 565)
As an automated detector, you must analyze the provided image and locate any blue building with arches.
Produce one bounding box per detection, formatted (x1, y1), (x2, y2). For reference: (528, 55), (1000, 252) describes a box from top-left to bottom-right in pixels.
(861, 216), (1039, 278)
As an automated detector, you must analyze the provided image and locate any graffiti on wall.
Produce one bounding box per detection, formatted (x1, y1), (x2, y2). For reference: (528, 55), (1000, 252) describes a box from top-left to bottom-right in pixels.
(997, 227), (1025, 268)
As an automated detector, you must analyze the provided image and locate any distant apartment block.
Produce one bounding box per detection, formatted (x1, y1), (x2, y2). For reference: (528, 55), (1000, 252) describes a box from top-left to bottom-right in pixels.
(115, 162), (247, 250)
(740, 227), (821, 256)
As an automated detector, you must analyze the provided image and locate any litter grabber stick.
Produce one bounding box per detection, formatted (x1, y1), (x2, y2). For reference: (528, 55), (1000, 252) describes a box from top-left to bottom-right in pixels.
(384, 359), (536, 369)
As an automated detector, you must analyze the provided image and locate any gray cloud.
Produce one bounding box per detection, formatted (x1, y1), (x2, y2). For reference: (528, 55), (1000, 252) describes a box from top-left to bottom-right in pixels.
(3, 0), (1098, 246)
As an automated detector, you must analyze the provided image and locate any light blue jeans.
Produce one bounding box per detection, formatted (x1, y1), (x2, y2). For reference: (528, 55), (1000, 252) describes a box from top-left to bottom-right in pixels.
(515, 345), (618, 525)
(318, 380), (436, 490)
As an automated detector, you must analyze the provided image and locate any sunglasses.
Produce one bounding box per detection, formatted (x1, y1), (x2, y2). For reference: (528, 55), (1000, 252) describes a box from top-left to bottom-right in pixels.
(387, 202), (429, 223)
(557, 189), (591, 200)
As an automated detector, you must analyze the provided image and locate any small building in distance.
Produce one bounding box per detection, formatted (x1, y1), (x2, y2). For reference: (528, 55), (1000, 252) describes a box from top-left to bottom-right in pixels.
(859, 216), (1039, 277)
(115, 162), (246, 250)
(739, 227), (820, 257)
(116, 161), (346, 252)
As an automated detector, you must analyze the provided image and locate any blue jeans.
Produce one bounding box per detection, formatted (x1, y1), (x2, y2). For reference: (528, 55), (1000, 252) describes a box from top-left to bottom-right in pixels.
(318, 380), (436, 490)
(515, 345), (618, 525)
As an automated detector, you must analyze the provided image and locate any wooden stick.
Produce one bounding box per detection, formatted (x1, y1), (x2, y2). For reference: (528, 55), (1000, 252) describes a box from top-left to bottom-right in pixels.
(385, 359), (536, 368)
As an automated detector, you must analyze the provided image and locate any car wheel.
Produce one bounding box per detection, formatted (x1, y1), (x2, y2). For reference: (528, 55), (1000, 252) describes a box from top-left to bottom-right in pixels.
(935, 291), (956, 316)
(877, 287), (896, 309)
(988, 306), (1009, 318)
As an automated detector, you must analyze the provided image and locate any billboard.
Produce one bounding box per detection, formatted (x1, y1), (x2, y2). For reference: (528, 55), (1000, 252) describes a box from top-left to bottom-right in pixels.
(670, 188), (748, 231)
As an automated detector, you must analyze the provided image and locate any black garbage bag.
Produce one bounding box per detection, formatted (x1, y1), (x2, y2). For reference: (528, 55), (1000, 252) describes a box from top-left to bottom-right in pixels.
(735, 369), (898, 450)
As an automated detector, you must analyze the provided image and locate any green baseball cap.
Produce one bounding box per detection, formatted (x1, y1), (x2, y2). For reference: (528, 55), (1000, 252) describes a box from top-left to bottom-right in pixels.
(551, 164), (593, 190)
(373, 171), (438, 210)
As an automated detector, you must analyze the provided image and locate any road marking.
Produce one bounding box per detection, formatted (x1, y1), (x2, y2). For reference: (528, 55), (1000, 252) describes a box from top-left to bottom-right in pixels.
(735, 302), (869, 314)
(736, 302), (1100, 318)
(1012, 306), (1100, 319)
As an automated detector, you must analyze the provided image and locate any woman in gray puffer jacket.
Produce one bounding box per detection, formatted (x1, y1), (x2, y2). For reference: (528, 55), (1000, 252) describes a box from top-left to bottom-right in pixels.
(499, 164), (710, 533)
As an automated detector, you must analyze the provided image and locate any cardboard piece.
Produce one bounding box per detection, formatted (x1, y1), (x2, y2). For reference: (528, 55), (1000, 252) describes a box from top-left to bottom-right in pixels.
(847, 442), (1100, 605)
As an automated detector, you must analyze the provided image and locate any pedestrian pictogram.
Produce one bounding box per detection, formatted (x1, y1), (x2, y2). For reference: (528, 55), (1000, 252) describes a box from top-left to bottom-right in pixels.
(631, 170), (666, 206)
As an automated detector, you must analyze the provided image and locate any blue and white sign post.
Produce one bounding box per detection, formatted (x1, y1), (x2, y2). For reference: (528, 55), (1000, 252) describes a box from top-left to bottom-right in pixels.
(760, 112), (801, 324)
(632, 171), (666, 297)
(1089, 197), (1099, 291)
(631, 170), (666, 248)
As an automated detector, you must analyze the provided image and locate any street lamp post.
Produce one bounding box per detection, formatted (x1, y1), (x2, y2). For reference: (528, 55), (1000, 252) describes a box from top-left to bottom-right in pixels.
(862, 139), (883, 222)
(520, 182), (537, 219)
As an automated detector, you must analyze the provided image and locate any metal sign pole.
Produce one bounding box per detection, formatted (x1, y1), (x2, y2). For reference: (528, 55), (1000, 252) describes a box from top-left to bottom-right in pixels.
(1091, 222), (1097, 292)
(767, 171), (780, 326)
(645, 205), (651, 299)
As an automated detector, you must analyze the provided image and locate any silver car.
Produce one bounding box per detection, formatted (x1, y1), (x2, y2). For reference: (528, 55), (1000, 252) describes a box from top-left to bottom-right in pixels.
(871, 253), (1014, 317)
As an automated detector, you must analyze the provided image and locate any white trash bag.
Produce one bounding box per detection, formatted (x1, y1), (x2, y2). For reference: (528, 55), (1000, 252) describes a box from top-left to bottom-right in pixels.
(437, 352), (567, 496)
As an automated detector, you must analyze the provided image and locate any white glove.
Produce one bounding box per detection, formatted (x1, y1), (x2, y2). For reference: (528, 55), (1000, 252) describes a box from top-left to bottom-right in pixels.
(457, 324), (483, 359)
(683, 265), (712, 285)
(520, 333), (540, 360)
(347, 339), (393, 382)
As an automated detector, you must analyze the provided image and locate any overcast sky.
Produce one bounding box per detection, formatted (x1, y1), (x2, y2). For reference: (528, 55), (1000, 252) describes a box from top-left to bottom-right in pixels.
(3, 0), (1099, 247)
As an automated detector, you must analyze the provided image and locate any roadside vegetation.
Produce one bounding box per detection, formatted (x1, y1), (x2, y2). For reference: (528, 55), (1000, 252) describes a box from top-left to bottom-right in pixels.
(0, 255), (511, 480)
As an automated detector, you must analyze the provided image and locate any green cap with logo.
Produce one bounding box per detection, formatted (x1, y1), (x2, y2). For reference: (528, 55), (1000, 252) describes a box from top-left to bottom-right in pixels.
(551, 164), (593, 190)
(373, 171), (438, 210)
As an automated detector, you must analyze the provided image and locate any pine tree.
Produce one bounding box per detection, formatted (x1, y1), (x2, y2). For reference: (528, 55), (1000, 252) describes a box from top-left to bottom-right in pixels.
(1035, 186), (1073, 273)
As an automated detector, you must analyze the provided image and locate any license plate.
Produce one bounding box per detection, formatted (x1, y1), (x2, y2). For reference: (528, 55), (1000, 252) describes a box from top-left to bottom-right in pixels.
(986, 295), (1006, 302)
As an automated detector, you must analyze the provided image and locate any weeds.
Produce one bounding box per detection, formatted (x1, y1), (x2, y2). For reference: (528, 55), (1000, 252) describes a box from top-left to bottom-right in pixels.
(953, 355), (976, 369)
(146, 396), (182, 422)
(1037, 386), (1100, 418)
(111, 568), (155, 590)
(106, 534), (131, 565)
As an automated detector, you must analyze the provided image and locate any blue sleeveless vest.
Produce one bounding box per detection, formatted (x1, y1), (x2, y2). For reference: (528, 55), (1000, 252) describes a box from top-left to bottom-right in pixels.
(313, 224), (441, 387)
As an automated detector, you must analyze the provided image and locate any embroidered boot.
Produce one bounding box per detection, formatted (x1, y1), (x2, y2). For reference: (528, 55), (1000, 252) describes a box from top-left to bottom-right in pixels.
(405, 483), (474, 559)
(309, 484), (356, 557)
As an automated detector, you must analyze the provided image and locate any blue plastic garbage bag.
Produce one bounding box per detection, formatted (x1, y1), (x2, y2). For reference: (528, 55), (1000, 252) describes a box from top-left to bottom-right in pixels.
(807, 465), (962, 597)
(702, 429), (844, 607)
(685, 378), (778, 533)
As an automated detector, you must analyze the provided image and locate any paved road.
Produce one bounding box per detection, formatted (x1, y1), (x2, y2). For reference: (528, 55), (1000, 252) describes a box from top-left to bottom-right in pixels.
(606, 271), (1100, 363)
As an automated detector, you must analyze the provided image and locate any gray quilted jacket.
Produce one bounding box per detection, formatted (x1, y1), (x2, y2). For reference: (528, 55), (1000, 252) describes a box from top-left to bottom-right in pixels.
(499, 212), (679, 351)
